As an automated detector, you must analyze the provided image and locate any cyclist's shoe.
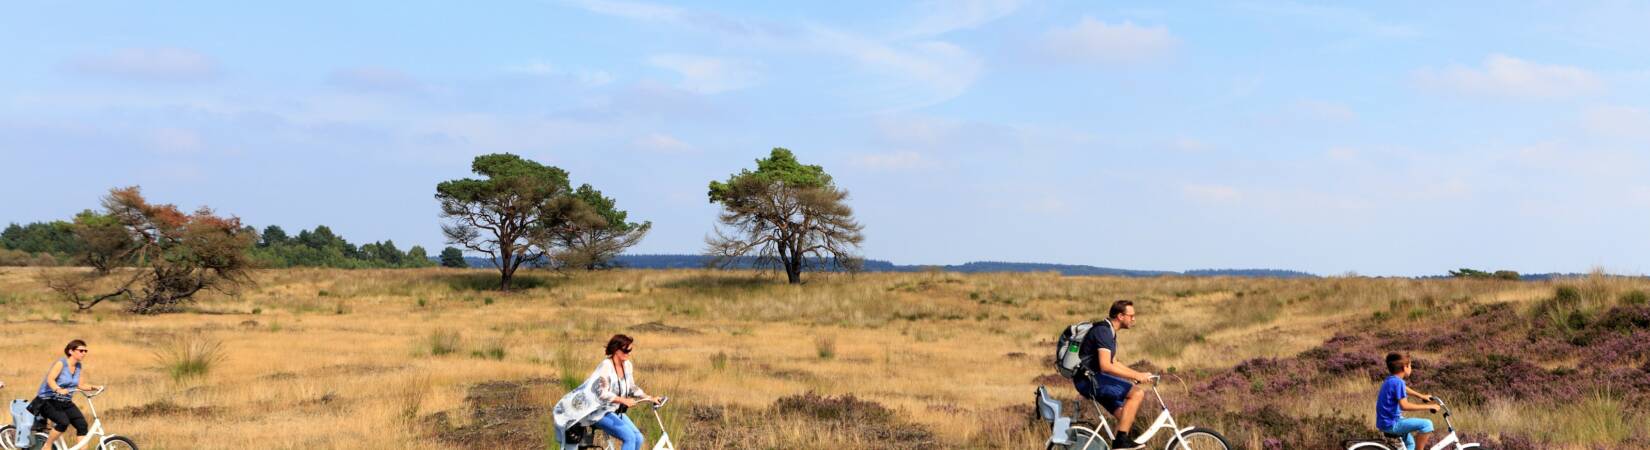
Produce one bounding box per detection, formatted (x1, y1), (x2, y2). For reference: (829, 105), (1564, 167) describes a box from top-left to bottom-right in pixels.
(1111, 431), (1146, 450)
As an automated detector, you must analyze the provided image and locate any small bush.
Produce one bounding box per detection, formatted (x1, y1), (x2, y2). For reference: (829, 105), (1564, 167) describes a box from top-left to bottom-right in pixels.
(556, 345), (583, 391)
(426, 330), (460, 356)
(154, 335), (225, 382)
(1620, 290), (1648, 306)
(710, 351), (729, 371)
(815, 335), (836, 360)
(472, 343), (505, 360)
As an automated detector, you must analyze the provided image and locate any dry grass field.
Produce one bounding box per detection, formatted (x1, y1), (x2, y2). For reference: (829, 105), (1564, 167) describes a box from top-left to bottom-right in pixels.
(1, 267), (1646, 449)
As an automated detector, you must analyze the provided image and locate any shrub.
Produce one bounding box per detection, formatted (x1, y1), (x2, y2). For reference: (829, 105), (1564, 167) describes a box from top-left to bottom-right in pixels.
(1620, 290), (1648, 306)
(710, 351), (729, 371)
(155, 335), (225, 382)
(472, 343), (505, 360)
(814, 335), (836, 360)
(426, 330), (460, 356)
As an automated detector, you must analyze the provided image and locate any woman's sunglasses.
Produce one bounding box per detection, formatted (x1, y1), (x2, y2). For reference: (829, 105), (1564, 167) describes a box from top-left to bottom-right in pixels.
(73, 348), (89, 354)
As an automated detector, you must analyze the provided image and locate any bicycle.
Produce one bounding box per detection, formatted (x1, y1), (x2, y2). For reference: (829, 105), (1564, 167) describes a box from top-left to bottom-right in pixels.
(1037, 376), (1231, 450)
(1344, 395), (1480, 450)
(563, 396), (675, 450)
(1, 387), (137, 450)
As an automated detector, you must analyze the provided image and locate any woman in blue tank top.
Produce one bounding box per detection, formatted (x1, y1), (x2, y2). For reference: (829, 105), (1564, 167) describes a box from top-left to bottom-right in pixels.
(32, 339), (102, 448)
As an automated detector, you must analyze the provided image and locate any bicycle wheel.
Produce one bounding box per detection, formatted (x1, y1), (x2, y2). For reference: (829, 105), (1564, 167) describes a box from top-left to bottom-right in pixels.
(1, 425), (15, 450)
(1344, 441), (1395, 450)
(1164, 427), (1230, 450)
(99, 435), (139, 450)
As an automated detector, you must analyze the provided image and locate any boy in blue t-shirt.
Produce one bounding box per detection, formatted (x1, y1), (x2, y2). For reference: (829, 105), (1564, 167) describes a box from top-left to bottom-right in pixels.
(1376, 353), (1439, 450)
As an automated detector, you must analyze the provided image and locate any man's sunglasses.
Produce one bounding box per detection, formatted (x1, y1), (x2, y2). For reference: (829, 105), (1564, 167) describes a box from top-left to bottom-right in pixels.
(73, 348), (89, 354)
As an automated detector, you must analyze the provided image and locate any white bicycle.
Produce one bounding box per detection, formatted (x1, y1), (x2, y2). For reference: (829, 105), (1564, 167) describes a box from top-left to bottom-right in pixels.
(1037, 376), (1231, 450)
(1344, 395), (1480, 450)
(565, 397), (675, 450)
(1, 387), (137, 450)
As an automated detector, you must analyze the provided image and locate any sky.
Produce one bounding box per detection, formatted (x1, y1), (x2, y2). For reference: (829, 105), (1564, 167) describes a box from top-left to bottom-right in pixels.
(3, 1), (1649, 276)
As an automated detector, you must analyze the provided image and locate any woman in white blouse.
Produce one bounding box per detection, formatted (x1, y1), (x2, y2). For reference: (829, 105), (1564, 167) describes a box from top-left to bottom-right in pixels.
(553, 334), (660, 450)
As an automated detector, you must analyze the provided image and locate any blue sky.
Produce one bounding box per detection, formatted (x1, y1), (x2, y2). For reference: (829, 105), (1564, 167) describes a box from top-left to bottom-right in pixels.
(3, 1), (1648, 276)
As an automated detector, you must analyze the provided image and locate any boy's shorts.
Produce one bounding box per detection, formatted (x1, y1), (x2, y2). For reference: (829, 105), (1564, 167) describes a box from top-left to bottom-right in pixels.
(1383, 417), (1434, 450)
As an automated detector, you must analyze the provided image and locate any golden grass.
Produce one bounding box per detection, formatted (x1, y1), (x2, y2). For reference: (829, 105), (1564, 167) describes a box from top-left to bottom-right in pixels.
(0, 267), (1643, 449)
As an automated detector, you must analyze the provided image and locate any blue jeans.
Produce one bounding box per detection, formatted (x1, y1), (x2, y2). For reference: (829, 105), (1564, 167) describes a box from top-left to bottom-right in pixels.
(1383, 417), (1435, 450)
(595, 412), (644, 450)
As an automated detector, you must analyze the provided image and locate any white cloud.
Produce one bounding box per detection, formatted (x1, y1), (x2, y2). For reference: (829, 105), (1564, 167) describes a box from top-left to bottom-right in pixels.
(1024, 194), (1070, 215)
(1326, 146), (1359, 161)
(328, 67), (423, 93)
(646, 54), (762, 94)
(1039, 18), (1176, 65)
(1631, 186), (1650, 207)
(1293, 99), (1357, 122)
(147, 128), (204, 154)
(1581, 105), (1650, 140)
(564, 0), (683, 22)
(634, 132), (694, 153)
(1171, 137), (1210, 152)
(1414, 54), (1602, 99)
(852, 151), (932, 171)
(504, 62), (615, 87)
(1236, 2), (1419, 39)
(807, 28), (983, 110)
(897, 0), (1025, 38)
(66, 48), (220, 82)
(1182, 184), (1241, 203)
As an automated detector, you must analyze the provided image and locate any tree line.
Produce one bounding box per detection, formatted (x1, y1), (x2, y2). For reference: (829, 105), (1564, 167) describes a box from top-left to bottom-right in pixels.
(22, 147), (864, 313)
(3, 219), (471, 269)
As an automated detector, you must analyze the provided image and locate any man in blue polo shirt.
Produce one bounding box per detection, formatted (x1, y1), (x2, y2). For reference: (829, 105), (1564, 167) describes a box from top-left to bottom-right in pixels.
(1074, 300), (1155, 450)
(1377, 353), (1439, 450)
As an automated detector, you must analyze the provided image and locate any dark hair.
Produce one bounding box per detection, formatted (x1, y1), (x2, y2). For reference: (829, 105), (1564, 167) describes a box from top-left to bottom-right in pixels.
(605, 334), (634, 356)
(1108, 300), (1135, 319)
(1386, 352), (1409, 374)
(64, 339), (87, 357)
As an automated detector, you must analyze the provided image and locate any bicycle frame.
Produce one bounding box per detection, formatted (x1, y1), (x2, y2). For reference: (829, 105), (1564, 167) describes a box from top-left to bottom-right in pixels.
(580, 398), (675, 450)
(1346, 397), (1480, 450)
(34, 389), (119, 450)
(1069, 378), (1201, 450)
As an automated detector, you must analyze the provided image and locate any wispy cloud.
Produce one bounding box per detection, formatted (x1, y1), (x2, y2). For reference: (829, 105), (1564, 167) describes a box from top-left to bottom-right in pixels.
(851, 151), (933, 171)
(896, 0), (1026, 38)
(1292, 99), (1357, 122)
(1182, 184), (1242, 203)
(1414, 54), (1602, 99)
(564, 0), (683, 22)
(503, 61), (615, 86)
(1581, 105), (1650, 140)
(646, 54), (763, 94)
(634, 132), (695, 153)
(327, 66), (424, 94)
(65, 48), (220, 82)
(1236, 2), (1419, 39)
(566, 0), (985, 111)
(1039, 18), (1176, 65)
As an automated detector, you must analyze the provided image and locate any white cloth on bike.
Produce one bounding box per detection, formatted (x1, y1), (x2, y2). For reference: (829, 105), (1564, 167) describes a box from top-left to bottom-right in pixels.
(552, 358), (647, 445)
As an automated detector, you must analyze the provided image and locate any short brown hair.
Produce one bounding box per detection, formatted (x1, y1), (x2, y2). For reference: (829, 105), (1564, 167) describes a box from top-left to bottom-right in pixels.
(1108, 300), (1135, 319)
(605, 334), (634, 356)
(64, 339), (87, 357)
(1385, 352), (1409, 374)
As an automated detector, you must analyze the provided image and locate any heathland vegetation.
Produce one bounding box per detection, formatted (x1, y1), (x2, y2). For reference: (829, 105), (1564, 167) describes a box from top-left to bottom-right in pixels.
(1, 268), (1645, 449)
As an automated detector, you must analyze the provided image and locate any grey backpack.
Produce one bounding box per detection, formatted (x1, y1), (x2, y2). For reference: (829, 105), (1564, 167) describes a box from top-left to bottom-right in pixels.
(1054, 322), (1095, 378)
